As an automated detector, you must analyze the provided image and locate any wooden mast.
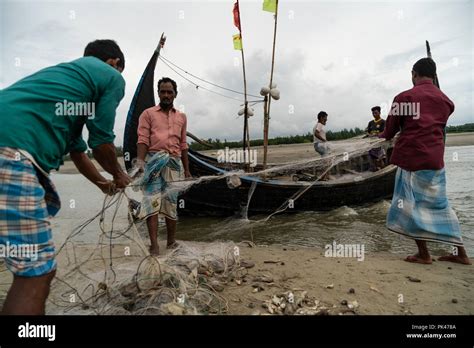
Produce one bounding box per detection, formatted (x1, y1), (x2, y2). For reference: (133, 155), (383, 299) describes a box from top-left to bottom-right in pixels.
(237, 0), (251, 169)
(263, 0), (279, 171)
(425, 40), (440, 88)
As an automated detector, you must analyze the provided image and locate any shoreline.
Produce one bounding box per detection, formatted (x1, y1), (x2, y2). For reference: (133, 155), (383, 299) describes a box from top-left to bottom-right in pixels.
(56, 132), (474, 174)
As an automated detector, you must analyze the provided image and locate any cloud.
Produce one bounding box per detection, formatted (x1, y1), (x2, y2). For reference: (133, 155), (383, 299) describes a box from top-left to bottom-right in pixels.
(1, 0), (472, 145)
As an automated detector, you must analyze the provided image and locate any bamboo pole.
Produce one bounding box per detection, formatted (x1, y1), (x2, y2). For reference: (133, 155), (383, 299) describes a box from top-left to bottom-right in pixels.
(263, 0), (279, 171)
(426, 40), (440, 88)
(186, 131), (212, 148)
(237, 0), (251, 171)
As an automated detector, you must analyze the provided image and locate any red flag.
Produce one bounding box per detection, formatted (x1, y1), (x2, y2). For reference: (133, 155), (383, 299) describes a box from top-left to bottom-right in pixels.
(233, 1), (241, 32)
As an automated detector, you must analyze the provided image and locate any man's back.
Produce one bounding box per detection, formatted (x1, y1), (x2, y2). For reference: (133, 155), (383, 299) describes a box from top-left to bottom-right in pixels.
(385, 80), (454, 171)
(0, 56), (125, 172)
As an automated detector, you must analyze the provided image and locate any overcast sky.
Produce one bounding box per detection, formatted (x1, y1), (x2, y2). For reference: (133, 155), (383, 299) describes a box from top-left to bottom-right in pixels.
(1, 0), (473, 146)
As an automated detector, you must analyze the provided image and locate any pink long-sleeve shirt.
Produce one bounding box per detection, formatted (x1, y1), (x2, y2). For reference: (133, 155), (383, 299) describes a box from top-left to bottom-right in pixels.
(137, 105), (188, 157)
(379, 79), (454, 171)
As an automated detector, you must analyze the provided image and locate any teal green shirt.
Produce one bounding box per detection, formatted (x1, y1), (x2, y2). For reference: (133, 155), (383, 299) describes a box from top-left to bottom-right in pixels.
(0, 56), (125, 173)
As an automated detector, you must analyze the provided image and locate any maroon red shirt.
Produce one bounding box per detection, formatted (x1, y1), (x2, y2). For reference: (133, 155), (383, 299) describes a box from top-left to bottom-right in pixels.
(379, 79), (455, 171)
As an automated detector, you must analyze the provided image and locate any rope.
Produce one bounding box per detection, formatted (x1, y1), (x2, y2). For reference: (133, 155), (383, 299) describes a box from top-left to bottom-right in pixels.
(160, 55), (263, 99)
(158, 57), (263, 103)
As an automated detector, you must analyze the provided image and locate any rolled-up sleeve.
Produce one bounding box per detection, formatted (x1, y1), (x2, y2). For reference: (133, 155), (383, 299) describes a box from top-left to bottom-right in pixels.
(137, 110), (151, 147)
(69, 135), (88, 153)
(180, 114), (189, 151)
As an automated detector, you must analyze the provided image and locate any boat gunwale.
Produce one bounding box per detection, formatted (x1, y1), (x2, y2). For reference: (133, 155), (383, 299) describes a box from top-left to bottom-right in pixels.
(189, 149), (397, 188)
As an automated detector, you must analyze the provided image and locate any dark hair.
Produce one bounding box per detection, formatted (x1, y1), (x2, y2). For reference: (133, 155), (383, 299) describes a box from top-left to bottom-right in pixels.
(317, 111), (328, 121)
(412, 57), (436, 79)
(157, 77), (178, 95)
(371, 106), (381, 113)
(84, 39), (125, 70)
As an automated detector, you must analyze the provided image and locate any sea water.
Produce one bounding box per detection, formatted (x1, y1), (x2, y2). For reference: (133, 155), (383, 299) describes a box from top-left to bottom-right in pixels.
(51, 145), (474, 255)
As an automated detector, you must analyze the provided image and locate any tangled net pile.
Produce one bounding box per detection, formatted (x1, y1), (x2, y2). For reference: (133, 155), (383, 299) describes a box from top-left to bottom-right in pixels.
(49, 193), (254, 315)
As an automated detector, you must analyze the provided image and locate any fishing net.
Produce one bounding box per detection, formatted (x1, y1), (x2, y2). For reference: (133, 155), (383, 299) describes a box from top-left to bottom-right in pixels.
(131, 136), (390, 195)
(47, 136), (390, 315)
(49, 195), (253, 315)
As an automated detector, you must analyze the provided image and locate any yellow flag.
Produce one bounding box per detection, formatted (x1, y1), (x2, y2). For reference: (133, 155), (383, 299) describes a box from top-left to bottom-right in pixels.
(262, 0), (276, 13)
(233, 34), (242, 50)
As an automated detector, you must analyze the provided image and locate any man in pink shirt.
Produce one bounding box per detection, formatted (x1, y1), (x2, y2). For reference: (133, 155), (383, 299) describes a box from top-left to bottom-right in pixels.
(136, 77), (191, 255)
(380, 58), (470, 265)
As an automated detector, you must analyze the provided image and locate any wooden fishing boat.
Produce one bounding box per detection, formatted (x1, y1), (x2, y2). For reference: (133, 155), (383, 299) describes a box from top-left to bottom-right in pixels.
(123, 35), (396, 217)
(177, 147), (396, 216)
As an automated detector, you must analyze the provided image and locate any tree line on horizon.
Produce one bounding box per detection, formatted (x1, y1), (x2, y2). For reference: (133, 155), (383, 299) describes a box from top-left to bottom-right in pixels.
(189, 123), (474, 151)
(62, 123), (474, 160)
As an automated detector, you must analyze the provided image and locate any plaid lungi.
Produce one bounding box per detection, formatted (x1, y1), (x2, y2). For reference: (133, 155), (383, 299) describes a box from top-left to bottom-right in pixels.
(386, 167), (463, 246)
(0, 147), (60, 277)
(138, 151), (184, 220)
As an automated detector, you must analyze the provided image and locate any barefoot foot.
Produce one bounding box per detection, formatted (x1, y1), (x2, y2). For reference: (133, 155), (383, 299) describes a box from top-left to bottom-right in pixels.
(438, 255), (471, 265)
(166, 241), (179, 250)
(404, 254), (432, 264)
(149, 245), (160, 255)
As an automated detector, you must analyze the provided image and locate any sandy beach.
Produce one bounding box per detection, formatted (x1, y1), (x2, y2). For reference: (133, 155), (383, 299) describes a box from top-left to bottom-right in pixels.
(2, 241), (472, 315)
(57, 132), (474, 174)
(223, 244), (474, 315)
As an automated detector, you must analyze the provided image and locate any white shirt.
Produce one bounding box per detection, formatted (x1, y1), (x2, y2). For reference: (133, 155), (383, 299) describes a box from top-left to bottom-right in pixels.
(313, 122), (326, 143)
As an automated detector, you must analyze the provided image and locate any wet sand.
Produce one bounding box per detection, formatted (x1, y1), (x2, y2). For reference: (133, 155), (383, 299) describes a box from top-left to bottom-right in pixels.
(224, 244), (473, 315)
(56, 132), (474, 174)
(1, 241), (472, 315)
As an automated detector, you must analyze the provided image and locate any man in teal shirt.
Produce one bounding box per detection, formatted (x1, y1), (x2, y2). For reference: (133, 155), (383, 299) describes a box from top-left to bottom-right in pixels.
(0, 39), (131, 314)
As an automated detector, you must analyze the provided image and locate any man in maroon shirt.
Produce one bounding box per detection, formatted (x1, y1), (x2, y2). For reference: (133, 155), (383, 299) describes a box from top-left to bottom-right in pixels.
(380, 58), (471, 265)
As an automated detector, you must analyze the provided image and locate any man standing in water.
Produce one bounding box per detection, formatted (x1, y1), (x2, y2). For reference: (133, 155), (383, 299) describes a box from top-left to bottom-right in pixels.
(379, 57), (471, 265)
(0, 40), (131, 314)
(136, 77), (191, 255)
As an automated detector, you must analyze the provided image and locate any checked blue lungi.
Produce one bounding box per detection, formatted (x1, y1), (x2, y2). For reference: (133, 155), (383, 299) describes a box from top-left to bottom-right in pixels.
(386, 167), (463, 246)
(0, 147), (60, 277)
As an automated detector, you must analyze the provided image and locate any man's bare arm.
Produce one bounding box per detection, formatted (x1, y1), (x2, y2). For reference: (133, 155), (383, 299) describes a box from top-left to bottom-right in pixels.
(70, 151), (115, 194)
(137, 143), (148, 162)
(92, 143), (130, 188)
(181, 149), (191, 178)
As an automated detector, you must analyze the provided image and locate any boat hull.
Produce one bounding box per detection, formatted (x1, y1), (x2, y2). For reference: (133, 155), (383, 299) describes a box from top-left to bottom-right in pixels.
(178, 149), (396, 217)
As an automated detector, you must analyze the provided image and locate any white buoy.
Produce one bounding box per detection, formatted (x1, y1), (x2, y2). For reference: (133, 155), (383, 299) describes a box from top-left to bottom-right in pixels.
(260, 87), (270, 96)
(270, 88), (280, 100)
(247, 108), (254, 116)
(238, 108), (245, 116)
(271, 82), (277, 89)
